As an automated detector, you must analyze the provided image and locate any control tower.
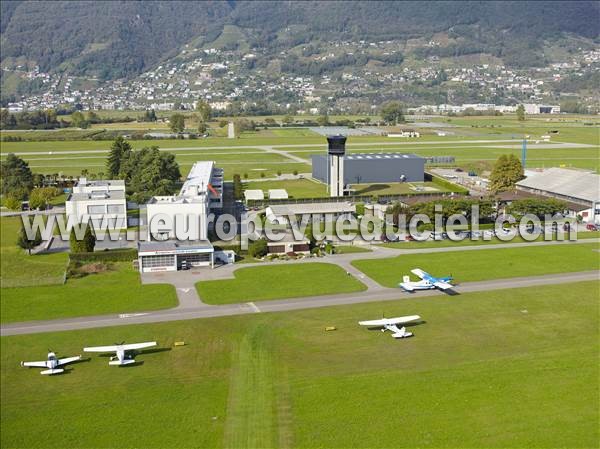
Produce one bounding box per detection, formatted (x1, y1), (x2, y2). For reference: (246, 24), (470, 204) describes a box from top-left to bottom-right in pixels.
(327, 135), (347, 197)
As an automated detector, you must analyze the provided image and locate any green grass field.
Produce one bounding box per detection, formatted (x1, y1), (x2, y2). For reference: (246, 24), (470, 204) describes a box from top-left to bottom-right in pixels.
(380, 231), (600, 249)
(1, 281), (597, 448)
(333, 245), (372, 254)
(351, 181), (450, 195)
(1, 262), (178, 323)
(0, 217), (68, 288)
(243, 178), (327, 198)
(352, 242), (600, 287)
(2, 117), (598, 178)
(196, 263), (367, 304)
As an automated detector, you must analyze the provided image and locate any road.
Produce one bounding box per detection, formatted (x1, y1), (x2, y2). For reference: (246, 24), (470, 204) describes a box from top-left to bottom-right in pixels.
(2, 270), (598, 336)
(1, 238), (598, 336)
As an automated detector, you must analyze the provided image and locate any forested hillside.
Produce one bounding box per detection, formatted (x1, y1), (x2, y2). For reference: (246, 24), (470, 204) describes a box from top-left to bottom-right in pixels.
(2, 0), (598, 79)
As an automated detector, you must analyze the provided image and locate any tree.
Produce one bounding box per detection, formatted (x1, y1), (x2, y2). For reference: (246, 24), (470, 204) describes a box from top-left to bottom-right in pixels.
(70, 111), (90, 129)
(70, 225), (96, 253)
(197, 120), (208, 134)
(118, 146), (181, 203)
(1, 153), (33, 195)
(106, 136), (132, 178)
(282, 115), (294, 125)
(195, 100), (212, 122)
(232, 174), (244, 200)
(143, 109), (157, 122)
(380, 101), (405, 124)
(233, 118), (253, 137)
(489, 154), (524, 193)
(169, 113), (185, 133)
(507, 198), (566, 219)
(248, 238), (268, 258)
(33, 173), (46, 187)
(516, 104), (525, 121)
(316, 114), (330, 126)
(17, 217), (42, 255)
(4, 193), (23, 210)
(28, 187), (61, 210)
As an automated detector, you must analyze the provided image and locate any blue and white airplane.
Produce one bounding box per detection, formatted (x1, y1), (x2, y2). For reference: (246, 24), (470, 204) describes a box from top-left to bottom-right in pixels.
(399, 268), (454, 292)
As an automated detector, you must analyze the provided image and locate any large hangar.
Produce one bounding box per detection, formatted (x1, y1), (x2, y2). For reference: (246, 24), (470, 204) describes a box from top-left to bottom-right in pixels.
(312, 152), (425, 185)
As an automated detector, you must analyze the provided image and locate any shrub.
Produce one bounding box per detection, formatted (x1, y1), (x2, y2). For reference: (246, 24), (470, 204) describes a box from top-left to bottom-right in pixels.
(69, 248), (137, 262)
(248, 238), (268, 258)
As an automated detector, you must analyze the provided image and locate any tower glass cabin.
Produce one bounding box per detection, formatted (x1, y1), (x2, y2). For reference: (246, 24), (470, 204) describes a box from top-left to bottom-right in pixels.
(327, 135), (347, 197)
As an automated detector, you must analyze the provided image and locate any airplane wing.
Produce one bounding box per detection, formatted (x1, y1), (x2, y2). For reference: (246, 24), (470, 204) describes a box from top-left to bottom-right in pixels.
(385, 315), (421, 325)
(121, 342), (156, 351)
(433, 281), (453, 290)
(83, 345), (119, 353)
(411, 268), (429, 280)
(57, 355), (81, 366)
(21, 361), (48, 368)
(359, 319), (389, 326)
(359, 315), (420, 326)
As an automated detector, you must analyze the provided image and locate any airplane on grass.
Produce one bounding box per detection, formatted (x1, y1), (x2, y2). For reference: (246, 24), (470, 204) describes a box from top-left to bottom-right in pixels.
(84, 341), (156, 366)
(21, 351), (81, 375)
(399, 268), (454, 292)
(358, 315), (421, 339)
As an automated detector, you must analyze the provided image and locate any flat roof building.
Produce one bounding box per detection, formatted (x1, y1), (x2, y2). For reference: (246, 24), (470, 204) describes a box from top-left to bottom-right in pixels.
(268, 189), (289, 200)
(244, 189), (265, 201)
(265, 202), (355, 224)
(138, 240), (215, 272)
(65, 189), (127, 230)
(312, 152), (425, 185)
(72, 178), (125, 194)
(140, 161), (225, 273)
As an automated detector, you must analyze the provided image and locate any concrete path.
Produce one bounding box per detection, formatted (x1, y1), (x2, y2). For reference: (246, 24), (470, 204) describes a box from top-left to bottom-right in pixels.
(2, 270), (597, 336)
(141, 237), (599, 288)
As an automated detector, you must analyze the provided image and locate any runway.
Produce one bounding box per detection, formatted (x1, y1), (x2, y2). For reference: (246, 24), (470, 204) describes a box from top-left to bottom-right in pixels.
(2, 270), (597, 336)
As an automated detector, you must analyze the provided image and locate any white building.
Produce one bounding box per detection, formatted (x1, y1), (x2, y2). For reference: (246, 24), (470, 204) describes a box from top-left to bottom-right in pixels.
(523, 104), (561, 114)
(65, 190), (127, 230)
(516, 168), (600, 223)
(265, 202), (356, 225)
(140, 161), (224, 273)
(72, 178), (125, 194)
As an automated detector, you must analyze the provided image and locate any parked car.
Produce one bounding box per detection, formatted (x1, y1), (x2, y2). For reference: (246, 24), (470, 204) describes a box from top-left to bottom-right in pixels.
(586, 223), (598, 231)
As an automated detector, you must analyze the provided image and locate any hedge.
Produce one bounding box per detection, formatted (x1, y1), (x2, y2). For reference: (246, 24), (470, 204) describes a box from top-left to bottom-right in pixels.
(69, 248), (138, 263)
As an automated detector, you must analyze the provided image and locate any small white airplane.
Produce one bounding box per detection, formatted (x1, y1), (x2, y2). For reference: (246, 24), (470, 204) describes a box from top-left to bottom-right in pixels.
(21, 351), (81, 375)
(358, 315), (421, 339)
(399, 268), (454, 292)
(83, 341), (156, 366)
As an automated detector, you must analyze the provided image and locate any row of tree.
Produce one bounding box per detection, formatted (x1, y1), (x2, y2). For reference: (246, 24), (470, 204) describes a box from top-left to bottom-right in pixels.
(0, 108), (137, 130)
(168, 100), (212, 134)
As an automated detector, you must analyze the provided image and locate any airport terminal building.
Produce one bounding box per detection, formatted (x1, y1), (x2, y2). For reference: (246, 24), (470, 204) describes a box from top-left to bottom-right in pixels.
(138, 161), (224, 273)
(312, 152), (425, 185)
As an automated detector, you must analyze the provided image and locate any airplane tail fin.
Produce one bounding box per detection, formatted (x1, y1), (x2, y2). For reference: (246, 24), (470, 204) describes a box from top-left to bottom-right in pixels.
(109, 359), (136, 366)
(392, 327), (413, 339)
